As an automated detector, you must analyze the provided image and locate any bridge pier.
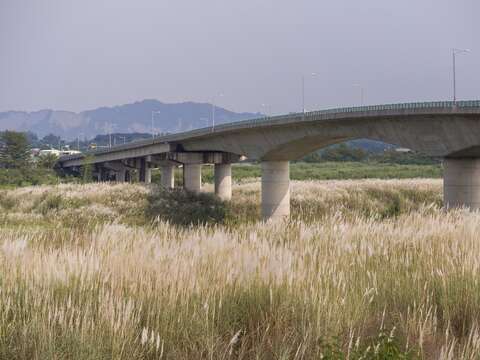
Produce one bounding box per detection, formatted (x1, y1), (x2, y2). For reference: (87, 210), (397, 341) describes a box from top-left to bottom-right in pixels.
(116, 168), (126, 182)
(184, 164), (202, 193)
(139, 157), (152, 184)
(161, 164), (175, 189)
(261, 161), (290, 220)
(214, 163), (232, 201)
(444, 158), (480, 210)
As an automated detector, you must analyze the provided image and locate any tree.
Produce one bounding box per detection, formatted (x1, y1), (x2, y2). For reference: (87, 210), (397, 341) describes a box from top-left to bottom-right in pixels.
(0, 131), (31, 169)
(37, 153), (58, 169)
(41, 134), (62, 149)
(321, 143), (367, 162)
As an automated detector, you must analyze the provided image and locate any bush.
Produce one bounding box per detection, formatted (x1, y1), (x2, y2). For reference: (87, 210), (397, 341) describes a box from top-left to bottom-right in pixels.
(146, 187), (230, 226)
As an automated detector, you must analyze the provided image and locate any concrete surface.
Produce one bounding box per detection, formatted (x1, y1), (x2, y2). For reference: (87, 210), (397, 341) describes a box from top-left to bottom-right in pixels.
(183, 164), (202, 193)
(444, 158), (480, 210)
(214, 163), (232, 201)
(261, 161), (290, 220)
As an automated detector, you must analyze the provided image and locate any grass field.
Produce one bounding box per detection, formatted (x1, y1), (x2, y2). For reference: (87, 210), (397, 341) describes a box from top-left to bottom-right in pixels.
(4, 178), (480, 359)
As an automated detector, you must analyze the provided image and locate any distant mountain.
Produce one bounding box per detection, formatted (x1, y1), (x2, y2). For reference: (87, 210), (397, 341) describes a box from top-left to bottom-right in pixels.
(0, 99), (260, 140)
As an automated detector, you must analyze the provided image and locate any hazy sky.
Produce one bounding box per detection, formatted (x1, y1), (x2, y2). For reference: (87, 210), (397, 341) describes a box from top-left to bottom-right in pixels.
(0, 0), (478, 114)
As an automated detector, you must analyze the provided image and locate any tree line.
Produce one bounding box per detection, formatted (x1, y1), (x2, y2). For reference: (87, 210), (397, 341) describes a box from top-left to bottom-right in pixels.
(0, 131), (59, 186)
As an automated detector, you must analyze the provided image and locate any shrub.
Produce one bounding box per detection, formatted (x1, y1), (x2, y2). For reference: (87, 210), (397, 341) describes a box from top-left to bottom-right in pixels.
(36, 194), (63, 215)
(146, 187), (230, 226)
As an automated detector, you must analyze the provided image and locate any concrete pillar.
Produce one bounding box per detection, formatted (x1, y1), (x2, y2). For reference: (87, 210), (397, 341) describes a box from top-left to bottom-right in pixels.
(116, 168), (126, 182)
(184, 164), (202, 193)
(214, 163), (232, 201)
(161, 165), (175, 189)
(97, 166), (106, 182)
(261, 161), (290, 220)
(145, 167), (151, 184)
(139, 158), (151, 184)
(444, 158), (480, 210)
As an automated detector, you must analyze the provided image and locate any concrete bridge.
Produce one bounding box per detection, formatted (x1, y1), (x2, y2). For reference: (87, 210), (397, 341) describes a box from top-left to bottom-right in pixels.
(58, 100), (480, 220)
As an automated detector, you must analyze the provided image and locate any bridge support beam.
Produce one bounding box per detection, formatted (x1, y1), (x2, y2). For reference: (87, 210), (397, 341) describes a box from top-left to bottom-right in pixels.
(214, 163), (232, 201)
(261, 161), (290, 220)
(139, 157), (151, 184)
(161, 165), (175, 189)
(444, 158), (480, 210)
(184, 164), (202, 193)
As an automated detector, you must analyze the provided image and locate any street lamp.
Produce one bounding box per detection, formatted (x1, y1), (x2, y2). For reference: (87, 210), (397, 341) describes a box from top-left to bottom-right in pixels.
(151, 111), (161, 138)
(105, 123), (116, 148)
(452, 48), (471, 103)
(261, 103), (270, 119)
(302, 72), (317, 113)
(353, 84), (365, 106)
(212, 93), (224, 130)
(77, 132), (84, 151)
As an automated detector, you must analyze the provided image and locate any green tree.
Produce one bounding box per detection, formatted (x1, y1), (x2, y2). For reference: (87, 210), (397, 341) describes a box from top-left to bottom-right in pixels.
(0, 131), (31, 169)
(37, 153), (59, 169)
(321, 143), (368, 162)
(81, 155), (94, 182)
(41, 134), (62, 149)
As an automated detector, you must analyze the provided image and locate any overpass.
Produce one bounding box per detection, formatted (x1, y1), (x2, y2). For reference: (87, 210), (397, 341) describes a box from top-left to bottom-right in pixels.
(58, 100), (480, 220)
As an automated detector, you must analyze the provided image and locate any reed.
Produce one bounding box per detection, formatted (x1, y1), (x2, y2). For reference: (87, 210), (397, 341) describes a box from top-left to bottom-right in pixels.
(2, 179), (479, 359)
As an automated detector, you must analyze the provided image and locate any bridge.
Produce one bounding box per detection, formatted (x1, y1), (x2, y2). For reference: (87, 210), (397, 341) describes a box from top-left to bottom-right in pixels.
(59, 100), (480, 220)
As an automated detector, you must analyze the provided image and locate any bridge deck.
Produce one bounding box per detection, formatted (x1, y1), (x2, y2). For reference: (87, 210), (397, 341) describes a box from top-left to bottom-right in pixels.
(59, 100), (480, 164)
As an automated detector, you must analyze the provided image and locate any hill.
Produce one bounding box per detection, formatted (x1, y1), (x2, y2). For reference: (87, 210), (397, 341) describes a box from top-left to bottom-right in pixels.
(0, 100), (260, 140)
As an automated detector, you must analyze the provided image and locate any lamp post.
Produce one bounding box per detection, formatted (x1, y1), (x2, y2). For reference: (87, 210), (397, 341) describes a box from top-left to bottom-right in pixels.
(302, 72), (317, 113)
(212, 93), (224, 130)
(151, 111), (161, 138)
(353, 84), (365, 106)
(77, 132), (84, 151)
(261, 103), (270, 118)
(452, 48), (470, 104)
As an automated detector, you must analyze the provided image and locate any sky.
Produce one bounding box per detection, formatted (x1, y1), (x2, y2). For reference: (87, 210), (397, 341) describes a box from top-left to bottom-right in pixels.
(0, 0), (478, 114)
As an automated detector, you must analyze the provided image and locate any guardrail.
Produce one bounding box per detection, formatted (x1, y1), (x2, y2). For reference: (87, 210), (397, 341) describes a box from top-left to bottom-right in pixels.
(214, 100), (480, 131)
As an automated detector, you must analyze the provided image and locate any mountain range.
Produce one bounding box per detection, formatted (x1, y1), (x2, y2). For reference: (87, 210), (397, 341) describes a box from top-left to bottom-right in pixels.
(0, 99), (260, 140)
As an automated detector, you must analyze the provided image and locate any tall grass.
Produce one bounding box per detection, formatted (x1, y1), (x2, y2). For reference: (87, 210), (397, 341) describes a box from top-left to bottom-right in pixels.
(2, 179), (480, 359)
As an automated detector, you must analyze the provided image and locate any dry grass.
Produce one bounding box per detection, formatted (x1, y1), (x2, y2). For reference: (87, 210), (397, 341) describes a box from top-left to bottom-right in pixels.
(2, 179), (480, 359)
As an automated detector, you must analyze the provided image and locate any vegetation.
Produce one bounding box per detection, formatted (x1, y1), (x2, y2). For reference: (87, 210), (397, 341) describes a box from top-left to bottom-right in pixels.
(302, 143), (440, 165)
(0, 130), (31, 169)
(194, 162), (442, 185)
(0, 131), (62, 188)
(146, 187), (230, 226)
(3, 179), (480, 358)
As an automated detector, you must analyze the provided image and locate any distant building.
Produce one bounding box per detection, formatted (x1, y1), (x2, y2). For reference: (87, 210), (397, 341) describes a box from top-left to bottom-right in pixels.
(395, 147), (413, 153)
(34, 148), (82, 158)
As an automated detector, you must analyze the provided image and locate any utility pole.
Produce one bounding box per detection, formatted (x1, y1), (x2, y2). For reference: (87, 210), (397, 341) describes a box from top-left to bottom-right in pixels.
(452, 48), (470, 104)
(302, 73), (317, 114)
(211, 93), (224, 131)
(151, 111), (161, 139)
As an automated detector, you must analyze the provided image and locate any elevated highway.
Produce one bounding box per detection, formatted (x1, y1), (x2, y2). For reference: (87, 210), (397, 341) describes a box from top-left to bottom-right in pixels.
(59, 100), (480, 219)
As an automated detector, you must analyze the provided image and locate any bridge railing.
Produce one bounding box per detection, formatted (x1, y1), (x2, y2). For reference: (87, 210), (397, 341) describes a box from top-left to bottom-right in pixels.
(209, 100), (480, 132)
